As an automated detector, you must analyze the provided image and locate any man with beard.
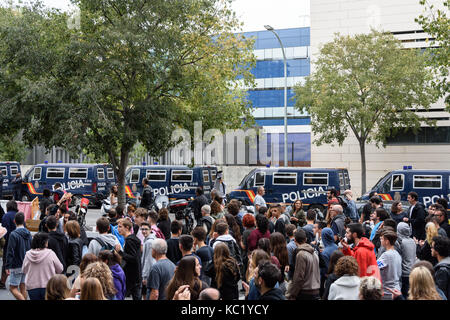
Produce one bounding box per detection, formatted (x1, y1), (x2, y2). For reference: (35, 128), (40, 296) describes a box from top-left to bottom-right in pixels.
(340, 223), (381, 282)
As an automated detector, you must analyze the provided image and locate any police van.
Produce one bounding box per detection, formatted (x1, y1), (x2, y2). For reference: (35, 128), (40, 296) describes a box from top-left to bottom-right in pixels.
(0, 161), (22, 199)
(21, 163), (116, 206)
(125, 165), (218, 201)
(361, 167), (450, 208)
(228, 167), (351, 212)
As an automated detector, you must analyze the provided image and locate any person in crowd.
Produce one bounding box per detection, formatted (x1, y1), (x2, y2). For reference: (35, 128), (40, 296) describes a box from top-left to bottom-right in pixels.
(224, 213), (244, 250)
(268, 204), (286, 237)
(212, 222), (243, 268)
(290, 200), (306, 227)
(286, 224), (297, 280)
(302, 209), (317, 244)
(46, 215), (68, 273)
(433, 204), (450, 238)
(132, 207), (148, 244)
(1, 200), (18, 287)
(67, 212), (89, 250)
(329, 205), (346, 242)
(157, 208), (172, 240)
(39, 189), (54, 220)
(373, 219), (397, 257)
(205, 242), (240, 300)
(148, 209), (165, 239)
(242, 213), (256, 268)
(88, 217), (122, 256)
(408, 266), (442, 300)
(147, 238), (176, 300)
(396, 222), (417, 297)
(5, 212), (32, 300)
(140, 221), (156, 299)
(139, 178), (153, 210)
(269, 232), (289, 294)
(197, 204), (215, 235)
(255, 260), (286, 300)
(11, 173), (22, 201)
(359, 276), (383, 300)
(432, 236), (450, 299)
(326, 188), (340, 221)
(22, 232), (63, 300)
(227, 201), (244, 234)
(416, 222), (439, 266)
(287, 228), (320, 300)
(191, 187), (209, 224)
(65, 220), (83, 268)
(247, 214), (271, 253)
(82, 261), (117, 300)
(360, 192), (378, 223)
(116, 218), (142, 300)
(210, 200), (225, 220)
(212, 171), (226, 200)
(429, 215), (448, 239)
(253, 186), (267, 212)
(257, 238), (281, 269)
(166, 220), (183, 264)
(390, 201), (407, 225)
(166, 255), (208, 300)
(45, 274), (70, 300)
(80, 277), (107, 300)
(245, 249), (271, 287)
(328, 255), (360, 300)
(322, 250), (345, 300)
(98, 250), (126, 300)
(404, 191), (426, 240)
(192, 226), (214, 286)
(108, 185), (118, 209)
(320, 227), (338, 272)
(377, 230), (402, 300)
(343, 190), (359, 222)
(199, 287), (221, 300)
(178, 234), (202, 266)
(369, 207), (390, 244)
(69, 253), (98, 298)
(341, 223), (381, 280)
(126, 202), (137, 222)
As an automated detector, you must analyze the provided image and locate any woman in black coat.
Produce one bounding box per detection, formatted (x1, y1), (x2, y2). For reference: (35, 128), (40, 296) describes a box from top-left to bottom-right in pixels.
(65, 220), (83, 267)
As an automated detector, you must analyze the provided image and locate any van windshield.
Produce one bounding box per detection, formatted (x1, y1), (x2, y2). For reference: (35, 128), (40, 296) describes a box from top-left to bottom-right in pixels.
(371, 172), (391, 190)
(239, 170), (255, 188)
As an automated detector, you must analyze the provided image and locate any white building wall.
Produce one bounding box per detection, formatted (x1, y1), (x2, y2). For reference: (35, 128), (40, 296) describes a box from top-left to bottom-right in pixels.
(310, 0), (450, 197)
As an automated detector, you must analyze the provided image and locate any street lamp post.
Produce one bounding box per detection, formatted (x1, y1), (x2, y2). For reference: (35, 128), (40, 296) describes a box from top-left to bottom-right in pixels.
(264, 25), (288, 166)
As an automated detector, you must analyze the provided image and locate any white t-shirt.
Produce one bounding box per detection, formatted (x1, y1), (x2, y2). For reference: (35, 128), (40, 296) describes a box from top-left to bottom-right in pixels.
(254, 194), (266, 208)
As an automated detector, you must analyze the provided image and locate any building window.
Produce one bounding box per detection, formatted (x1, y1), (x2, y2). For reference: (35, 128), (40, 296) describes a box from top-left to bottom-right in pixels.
(387, 127), (450, 144)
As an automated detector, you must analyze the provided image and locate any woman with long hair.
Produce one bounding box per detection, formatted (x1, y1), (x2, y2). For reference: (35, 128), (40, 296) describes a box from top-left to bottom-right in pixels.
(322, 250), (345, 300)
(166, 256), (207, 300)
(208, 242), (240, 300)
(207, 218), (226, 247)
(269, 232), (289, 293)
(389, 201), (407, 225)
(416, 222), (439, 265)
(257, 237), (281, 269)
(244, 249), (272, 300)
(247, 214), (271, 253)
(225, 213), (243, 249)
(80, 277), (107, 300)
(408, 266), (442, 300)
(45, 274), (70, 300)
(82, 261), (117, 300)
(290, 200), (306, 227)
(98, 250), (126, 300)
(69, 253), (98, 298)
(210, 200), (225, 220)
(65, 220), (83, 267)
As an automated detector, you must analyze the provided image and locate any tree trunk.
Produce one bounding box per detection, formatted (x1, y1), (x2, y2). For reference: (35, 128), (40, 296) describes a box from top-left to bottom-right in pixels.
(359, 140), (367, 196)
(117, 148), (130, 207)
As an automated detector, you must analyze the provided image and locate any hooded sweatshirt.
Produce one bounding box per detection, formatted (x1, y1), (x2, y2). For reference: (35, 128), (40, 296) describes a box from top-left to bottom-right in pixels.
(287, 243), (320, 299)
(47, 230), (68, 271)
(434, 256), (450, 300)
(396, 222), (417, 277)
(343, 237), (381, 282)
(88, 233), (122, 256)
(321, 228), (338, 269)
(328, 275), (360, 300)
(142, 234), (156, 281)
(110, 263), (127, 300)
(5, 227), (32, 269)
(22, 248), (63, 290)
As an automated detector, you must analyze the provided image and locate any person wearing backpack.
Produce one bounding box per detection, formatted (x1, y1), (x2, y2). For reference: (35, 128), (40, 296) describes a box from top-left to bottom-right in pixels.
(88, 217), (122, 256)
(197, 205), (215, 235)
(212, 222), (243, 272)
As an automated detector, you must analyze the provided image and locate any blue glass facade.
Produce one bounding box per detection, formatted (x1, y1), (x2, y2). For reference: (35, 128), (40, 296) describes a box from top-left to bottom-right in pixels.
(242, 28), (310, 49)
(252, 59), (310, 78)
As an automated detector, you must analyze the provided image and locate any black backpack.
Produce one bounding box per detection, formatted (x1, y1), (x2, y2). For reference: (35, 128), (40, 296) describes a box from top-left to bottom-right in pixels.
(337, 195), (348, 209)
(93, 237), (114, 252)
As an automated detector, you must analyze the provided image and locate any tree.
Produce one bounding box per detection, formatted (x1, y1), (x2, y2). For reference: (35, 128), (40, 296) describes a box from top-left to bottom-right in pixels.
(0, 0), (255, 205)
(416, 0), (449, 108)
(294, 30), (439, 195)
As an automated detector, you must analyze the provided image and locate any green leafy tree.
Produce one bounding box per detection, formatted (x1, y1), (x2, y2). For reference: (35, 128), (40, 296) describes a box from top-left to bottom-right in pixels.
(0, 0), (255, 205)
(416, 0), (449, 108)
(294, 30), (439, 195)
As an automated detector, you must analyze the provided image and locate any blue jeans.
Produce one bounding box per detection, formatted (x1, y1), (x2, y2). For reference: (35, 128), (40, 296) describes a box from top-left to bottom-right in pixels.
(28, 288), (46, 300)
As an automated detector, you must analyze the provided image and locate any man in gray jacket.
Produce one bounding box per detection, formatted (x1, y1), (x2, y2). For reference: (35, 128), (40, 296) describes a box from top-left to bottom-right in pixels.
(88, 217), (122, 256)
(396, 222), (417, 297)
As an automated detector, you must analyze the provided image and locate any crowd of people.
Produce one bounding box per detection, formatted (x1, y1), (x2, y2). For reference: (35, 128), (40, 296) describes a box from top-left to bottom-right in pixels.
(0, 183), (449, 301)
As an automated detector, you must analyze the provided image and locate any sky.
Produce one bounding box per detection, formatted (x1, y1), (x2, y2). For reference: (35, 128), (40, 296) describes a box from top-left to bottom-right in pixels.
(34, 0), (310, 32)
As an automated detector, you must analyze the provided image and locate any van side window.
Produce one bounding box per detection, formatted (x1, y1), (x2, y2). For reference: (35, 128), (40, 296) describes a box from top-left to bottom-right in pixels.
(107, 168), (114, 179)
(255, 172), (265, 186)
(303, 173), (328, 186)
(147, 170), (166, 182)
(69, 168), (88, 179)
(171, 170), (193, 182)
(46, 168), (65, 179)
(211, 170), (217, 182)
(0, 166), (7, 176)
(33, 167), (42, 180)
(413, 175), (442, 189)
(391, 174), (404, 191)
(97, 168), (105, 180)
(273, 172), (297, 185)
(130, 169), (140, 184)
(344, 171), (350, 188)
(202, 170), (210, 183)
(10, 166), (18, 176)
(339, 173), (344, 188)
(381, 177), (391, 193)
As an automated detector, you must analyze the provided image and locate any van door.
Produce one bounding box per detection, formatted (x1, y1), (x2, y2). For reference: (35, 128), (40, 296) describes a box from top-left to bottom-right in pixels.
(390, 173), (405, 201)
(129, 168), (141, 195)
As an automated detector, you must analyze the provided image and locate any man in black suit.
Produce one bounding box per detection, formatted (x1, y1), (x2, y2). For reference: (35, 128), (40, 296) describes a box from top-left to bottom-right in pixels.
(403, 191), (426, 240)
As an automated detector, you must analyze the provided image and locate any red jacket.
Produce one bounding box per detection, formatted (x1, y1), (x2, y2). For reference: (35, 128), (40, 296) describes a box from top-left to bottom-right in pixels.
(247, 229), (270, 252)
(343, 237), (381, 282)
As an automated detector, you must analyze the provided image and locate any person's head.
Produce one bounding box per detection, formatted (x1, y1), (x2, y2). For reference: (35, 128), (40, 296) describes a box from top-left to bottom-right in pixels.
(98, 249), (122, 267)
(179, 234), (194, 253)
(380, 230), (397, 248)
(327, 188), (338, 199)
(436, 198), (448, 210)
(408, 266), (442, 300)
(327, 250), (345, 275)
(142, 178), (149, 186)
(6, 200), (18, 212)
(31, 232), (49, 249)
(115, 204), (125, 219)
(82, 261), (117, 299)
(306, 209), (316, 222)
(330, 205), (343, 218)
(257, 237), (271, 256)
(80, 277), (106, 300)
(292, 199), (303, 211)
(425, 222), (439, 245)
(249, 249), (270, 271)
(269, 232), (289, 267)
(199, 288), (221, 300)
(215, 222), (229, 236)
(391, 201), (403, 214)
(334, 255), (359, 277)
(151, 238), (168, 259)
(148, 209), (158, 225)
(286, 224), (296, 238)
(210, 200), (222, 215)
(368, 191), (378, 199)
(431, 236), (450, 259)
(294, 228), (307, 245)
(134, 207), (149, 226)
(43, 188), (52, 198)
(343, 189), (353, 199)
(191, 226), (207, 244)
(201, 204), (211, 217)
(65, 220), (81, 239)
(346, 223), (364, 244)
(255, 261), (281, 291)
(370, 196), (382, 208)
(383, 219), (397, 232)
(170, 220), (182, 236)
(54, 182), (62, 189)
(226, 202), (240, 217)
(45, 274), (70, 300)
(195, 187), (204, 197)
(140, 221), (151, 239)
(158, 208), (169, 221)
(242, 214), (256, 229)
(434, 205), (448, 225)
(258, 206), (268, 216)
(47, 204), (58, 217)
(117, 218), (133, 236)
(127, 203), (137, 216)
(255, 214), (269, 234)
(359, 276), (383, 300)
(375, 208), (389, 222)
(96, 217), (111, 234)
(79, 253), (98, 274)
(167, 255), (202, 300)
(412, 260), (436, 277)
(46, 215), (58, 231)
(257, 186), (265, 196)
(407, 191), (419, 205)
(57, 205), (67, 218)
(110, 185), (118, 195)
(13, 212), (25, 226)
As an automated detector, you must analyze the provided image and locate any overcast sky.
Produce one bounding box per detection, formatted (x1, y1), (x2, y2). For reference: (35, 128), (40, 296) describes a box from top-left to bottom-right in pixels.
(37, 0), (310, 32)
